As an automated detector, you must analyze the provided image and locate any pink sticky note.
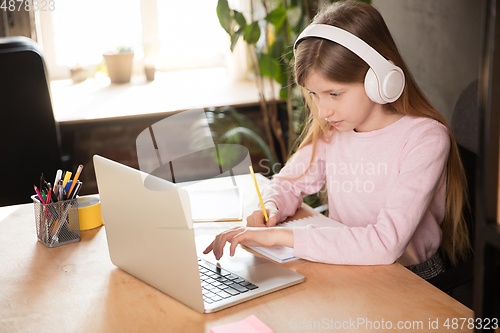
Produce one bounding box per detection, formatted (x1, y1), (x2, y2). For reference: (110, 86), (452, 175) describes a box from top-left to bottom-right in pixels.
(210, 315), (273, 333)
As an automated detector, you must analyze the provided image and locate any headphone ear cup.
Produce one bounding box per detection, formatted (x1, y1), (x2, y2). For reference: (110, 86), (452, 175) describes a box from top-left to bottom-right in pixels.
(364, 68), (386, 104)
(382, 69), (405, 103)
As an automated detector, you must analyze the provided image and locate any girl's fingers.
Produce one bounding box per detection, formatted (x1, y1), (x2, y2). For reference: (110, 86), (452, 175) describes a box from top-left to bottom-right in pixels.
(204, 223), (280, 259)
(246, 210), (266, 227)
(266, 212), (279, 227)
(213, 232), (229, 259)
(229, 233), (241, 257)
(229, 228), (276, 256)
(246, 208), (280, 227)
(203, 240), (214, 254)
(209, 227), (245, 260)
(228, 229), (251, 256)
(264, 204), (279, 227)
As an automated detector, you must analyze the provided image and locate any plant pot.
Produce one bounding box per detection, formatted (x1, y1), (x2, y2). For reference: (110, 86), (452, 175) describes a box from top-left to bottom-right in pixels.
(103, 52), (134, 83)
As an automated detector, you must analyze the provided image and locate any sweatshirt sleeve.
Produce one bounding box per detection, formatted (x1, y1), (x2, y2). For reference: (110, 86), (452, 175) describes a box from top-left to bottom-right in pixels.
(261, 140), (328, 222)
(293, 123), (450, 265)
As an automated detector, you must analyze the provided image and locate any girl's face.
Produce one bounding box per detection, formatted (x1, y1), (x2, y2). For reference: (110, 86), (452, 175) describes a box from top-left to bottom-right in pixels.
(304, 71), (387, 132)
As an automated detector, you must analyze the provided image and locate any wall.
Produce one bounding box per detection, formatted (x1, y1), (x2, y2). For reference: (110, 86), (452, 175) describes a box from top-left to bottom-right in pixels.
(372, 0), (484, 122)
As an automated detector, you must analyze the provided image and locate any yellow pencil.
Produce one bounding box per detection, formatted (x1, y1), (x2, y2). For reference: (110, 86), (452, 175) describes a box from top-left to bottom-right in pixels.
(67, 164), (83, 197)
(249, 165), (268, 222)
(62, 171), (72, 189)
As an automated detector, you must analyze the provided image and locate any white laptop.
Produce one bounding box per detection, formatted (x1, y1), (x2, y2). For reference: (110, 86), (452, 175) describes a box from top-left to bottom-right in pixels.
(93, 155), (305, 313)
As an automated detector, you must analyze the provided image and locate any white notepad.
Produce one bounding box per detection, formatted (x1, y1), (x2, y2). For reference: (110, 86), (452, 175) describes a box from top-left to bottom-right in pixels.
(187, 187), (243, 222)
(248, 214), (344, 263)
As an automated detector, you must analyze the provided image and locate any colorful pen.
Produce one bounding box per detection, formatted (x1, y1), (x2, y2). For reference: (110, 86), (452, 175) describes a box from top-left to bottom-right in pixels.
(34, 185), (46, 204)
(62, 181), (73, 200)
(53, 169), (62, 192)
(58, 179), (64, 201)
(67, 164), (83, 198)
(45, 189), (52, 204)
(47, 182), (57, 202)
(70, 181), (82, 200)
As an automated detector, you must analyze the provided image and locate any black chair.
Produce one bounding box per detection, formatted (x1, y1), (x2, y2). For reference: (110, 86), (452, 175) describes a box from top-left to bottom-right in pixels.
(0, 37), (69, 206)
(427, 80), (478, 307)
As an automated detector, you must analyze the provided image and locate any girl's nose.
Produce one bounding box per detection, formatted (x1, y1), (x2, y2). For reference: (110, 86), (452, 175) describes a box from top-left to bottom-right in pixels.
(317, 100), (334, 119)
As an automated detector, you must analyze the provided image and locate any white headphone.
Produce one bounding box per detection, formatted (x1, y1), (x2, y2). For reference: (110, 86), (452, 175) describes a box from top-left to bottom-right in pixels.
(294, 24), (405, 104)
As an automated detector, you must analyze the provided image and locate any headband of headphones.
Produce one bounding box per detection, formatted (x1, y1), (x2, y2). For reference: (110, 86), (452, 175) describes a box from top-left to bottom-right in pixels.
(294, 24), (405, 104)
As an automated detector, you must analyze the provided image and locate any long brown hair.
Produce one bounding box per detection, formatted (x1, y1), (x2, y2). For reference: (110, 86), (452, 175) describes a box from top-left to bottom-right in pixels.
(293, 1), (471, 265)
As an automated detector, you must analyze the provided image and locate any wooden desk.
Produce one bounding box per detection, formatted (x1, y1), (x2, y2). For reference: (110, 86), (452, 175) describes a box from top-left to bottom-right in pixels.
(0, 175), (473, 332)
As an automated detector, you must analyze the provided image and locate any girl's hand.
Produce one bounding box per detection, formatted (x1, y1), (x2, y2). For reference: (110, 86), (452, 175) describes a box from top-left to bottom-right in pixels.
(246, 203), (280, 227)
(203, 227), (293, 261)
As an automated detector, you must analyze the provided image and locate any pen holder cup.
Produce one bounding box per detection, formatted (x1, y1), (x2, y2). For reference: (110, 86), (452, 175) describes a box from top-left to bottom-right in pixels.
(31, 195), (81, 248)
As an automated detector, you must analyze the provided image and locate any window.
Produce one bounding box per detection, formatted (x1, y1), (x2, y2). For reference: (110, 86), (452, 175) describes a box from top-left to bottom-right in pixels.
(156, 0), (228, 71)
(37, 0), (231, 80)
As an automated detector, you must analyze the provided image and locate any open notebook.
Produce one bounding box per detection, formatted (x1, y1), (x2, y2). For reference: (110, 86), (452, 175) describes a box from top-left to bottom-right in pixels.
(247, 214), (344, 263)
(187, 186), (243, 222)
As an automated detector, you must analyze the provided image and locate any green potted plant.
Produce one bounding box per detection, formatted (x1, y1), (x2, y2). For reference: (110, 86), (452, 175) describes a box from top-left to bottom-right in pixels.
(102, 46), (134, 84)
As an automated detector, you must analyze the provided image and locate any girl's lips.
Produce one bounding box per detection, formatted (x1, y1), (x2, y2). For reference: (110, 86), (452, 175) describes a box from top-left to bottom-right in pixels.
(330, 121), (343, 127)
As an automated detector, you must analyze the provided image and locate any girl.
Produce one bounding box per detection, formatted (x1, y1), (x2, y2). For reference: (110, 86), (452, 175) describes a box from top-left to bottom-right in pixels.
(204, 0), (471, 280)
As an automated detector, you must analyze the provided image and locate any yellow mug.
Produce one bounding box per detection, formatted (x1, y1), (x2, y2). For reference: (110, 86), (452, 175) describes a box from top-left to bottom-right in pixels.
(78, 196), (103, 230)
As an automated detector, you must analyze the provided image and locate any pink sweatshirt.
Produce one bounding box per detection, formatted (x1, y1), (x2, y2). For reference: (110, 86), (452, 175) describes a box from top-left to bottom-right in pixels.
(262, 115), (450, 266)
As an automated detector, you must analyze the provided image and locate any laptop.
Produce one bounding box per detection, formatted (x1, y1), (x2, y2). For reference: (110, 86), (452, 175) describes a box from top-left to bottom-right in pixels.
(93, 155), (305, 313)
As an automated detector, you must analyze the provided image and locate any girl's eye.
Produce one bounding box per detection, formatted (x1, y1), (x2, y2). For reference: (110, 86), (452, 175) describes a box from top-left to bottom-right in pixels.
(330, 93), (340, 97)
(308, 91), (316, 96)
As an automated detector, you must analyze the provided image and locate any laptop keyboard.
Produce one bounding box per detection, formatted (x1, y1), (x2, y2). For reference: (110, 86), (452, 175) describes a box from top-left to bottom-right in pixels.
(198, 259), (258, 304)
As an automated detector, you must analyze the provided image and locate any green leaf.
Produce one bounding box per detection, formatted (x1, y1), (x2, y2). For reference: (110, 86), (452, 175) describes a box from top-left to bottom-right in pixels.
(280, 84), (288, 99)
(259, 53), (281, 80)
(279, 60), (289, 84)
(230, 28), (245, 52)
(217, 0), (232, 35)
(234, 10), (247, 29)
(244, 22), (261, 44)
(270, 36), (285, 60)
(265, 7), (287, 31)
(284, 45), (294, 62)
